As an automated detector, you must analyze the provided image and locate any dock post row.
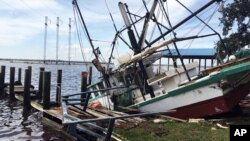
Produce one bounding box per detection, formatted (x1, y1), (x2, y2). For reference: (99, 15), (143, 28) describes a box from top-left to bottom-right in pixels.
(0, 65), (66, 111)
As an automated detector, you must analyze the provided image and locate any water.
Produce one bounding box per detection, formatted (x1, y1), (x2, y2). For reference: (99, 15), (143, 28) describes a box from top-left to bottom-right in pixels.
(0, 61), (101, 141)
(0, 99), (73, 141)
(0, 61), (101, 97)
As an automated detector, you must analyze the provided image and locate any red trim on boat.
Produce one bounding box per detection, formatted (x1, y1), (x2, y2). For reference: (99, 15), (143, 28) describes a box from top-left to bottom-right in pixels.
(167, 81), (250, 119)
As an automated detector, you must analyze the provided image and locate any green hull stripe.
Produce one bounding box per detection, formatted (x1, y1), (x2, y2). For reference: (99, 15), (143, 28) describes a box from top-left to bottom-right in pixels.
(130, 61), (250, 108)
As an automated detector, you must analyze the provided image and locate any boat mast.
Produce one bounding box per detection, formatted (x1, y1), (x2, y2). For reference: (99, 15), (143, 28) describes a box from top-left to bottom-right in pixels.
(119, 1), (158, 98)
(72, 0), (98, 60)
(137, 0), (158, 49)
(141, 0), (176, 71)
(72, 0), (111, 87)
(43, 16), (48, 64)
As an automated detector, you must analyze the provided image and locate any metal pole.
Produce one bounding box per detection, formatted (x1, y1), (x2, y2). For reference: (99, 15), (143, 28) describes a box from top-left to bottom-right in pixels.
(137, 0), (158, 49)
(56, 17), (59, 65)
(142, 0), (176, 69)
(119, 2), (155, 98)
(72, 0), (98, 60)
(149, 0), (221, 47)
(73, 0), (111, 87)
(176, 0), (228, 58)
(159, 0), (191, 81)
(44, 16), (48, 64)
(68, 18), (72, 65)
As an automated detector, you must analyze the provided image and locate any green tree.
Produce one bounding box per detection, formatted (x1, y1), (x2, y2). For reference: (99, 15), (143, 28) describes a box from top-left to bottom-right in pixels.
(216, 0), (250, 58)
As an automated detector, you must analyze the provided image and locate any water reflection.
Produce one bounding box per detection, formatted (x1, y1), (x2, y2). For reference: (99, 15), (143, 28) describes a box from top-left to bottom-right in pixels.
(0, 99), (73, 141)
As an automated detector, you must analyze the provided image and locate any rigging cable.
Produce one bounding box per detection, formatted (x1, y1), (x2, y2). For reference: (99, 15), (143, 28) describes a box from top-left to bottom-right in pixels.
(183, 5), (219, 50)
(73, 6), (89, 70)
(75, 5), (100, 63)
(105, 0), (119, 69)
(148, 4), (161, 42)
(172, 2), (218, 35)
(181, 4), (218, 37)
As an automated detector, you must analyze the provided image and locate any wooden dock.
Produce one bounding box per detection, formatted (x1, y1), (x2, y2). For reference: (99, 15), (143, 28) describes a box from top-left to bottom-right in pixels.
(3, 84), (140, 141)
(0, 65), (170, 141)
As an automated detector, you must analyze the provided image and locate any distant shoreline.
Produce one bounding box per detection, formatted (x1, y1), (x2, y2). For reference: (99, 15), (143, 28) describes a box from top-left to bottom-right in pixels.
(0, 58), (110, 65)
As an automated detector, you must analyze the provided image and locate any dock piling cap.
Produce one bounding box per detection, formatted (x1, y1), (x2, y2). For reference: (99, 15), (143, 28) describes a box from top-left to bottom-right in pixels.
(82, 72), (88, 77)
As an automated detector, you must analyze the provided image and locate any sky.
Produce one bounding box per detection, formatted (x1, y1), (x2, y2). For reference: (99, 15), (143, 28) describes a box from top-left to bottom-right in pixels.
(0, 0), (226, 62)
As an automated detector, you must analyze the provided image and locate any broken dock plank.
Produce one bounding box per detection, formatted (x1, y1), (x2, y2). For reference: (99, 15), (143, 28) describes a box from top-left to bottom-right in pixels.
(5, 85), (37, 94)
(15, 94), (63, 121)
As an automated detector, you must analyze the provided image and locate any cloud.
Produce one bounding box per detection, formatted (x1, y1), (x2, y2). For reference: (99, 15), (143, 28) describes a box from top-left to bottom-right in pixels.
(0, 0), (222, 61)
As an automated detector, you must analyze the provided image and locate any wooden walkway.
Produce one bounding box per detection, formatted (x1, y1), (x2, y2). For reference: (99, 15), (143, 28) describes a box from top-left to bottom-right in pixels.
(3, 85), (141, 141)
(5, 85), (140, 126)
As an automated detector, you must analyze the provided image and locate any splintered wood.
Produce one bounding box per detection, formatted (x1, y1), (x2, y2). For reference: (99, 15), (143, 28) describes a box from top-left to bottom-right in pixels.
(68, 106), (142, 129)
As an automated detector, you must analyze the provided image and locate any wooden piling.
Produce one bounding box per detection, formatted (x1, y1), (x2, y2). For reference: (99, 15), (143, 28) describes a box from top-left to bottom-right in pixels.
(81, 72), (88, 93)
(18, 68), (22, 84)
(38, 67), (45, 99)
(88, 66), (92, 85)
(9, 67), (15, 101)
(43, 71), (51, 109)
(56, 69), (62, 104)
(0, 65), (6, 95)
(28, 66), (32, 72)
(23, 69), (31, 110)
(81, 72), (88, 107)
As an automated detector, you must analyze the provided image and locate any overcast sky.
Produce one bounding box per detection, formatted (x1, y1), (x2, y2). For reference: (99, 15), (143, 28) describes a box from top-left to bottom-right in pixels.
(0, 0), (226, 61)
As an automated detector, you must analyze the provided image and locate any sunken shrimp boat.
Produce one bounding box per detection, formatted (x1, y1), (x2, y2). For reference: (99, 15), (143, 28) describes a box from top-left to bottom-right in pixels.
(70, 0), (250, 120)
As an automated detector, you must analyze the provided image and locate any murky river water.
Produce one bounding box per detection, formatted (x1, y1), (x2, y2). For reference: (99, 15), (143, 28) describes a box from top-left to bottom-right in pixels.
(0, 61), (101, 141)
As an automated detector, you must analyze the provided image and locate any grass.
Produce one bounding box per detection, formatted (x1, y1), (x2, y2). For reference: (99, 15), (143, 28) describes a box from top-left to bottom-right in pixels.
(114, 120), (229, 141)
